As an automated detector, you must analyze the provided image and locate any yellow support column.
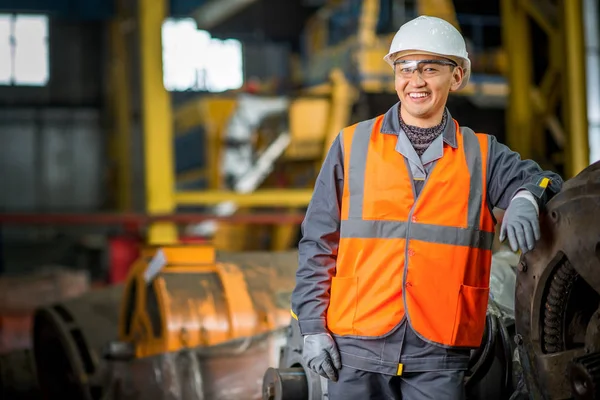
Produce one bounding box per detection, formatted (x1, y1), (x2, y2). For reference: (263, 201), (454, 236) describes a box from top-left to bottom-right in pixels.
(563, 0), (590, 177)
(322, 69), (356, 161)
(501, 0), (533, 160)
(358, 0), (379, 44)
(109, 9), (133, 211)
(139, 0), (177, 244)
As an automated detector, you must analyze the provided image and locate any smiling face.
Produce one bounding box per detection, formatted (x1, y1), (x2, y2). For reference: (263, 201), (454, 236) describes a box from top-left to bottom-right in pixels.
(394, 53), (464, 127)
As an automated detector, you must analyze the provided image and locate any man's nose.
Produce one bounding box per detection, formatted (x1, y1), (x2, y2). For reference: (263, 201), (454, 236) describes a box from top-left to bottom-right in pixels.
(409, 70), (425, 86)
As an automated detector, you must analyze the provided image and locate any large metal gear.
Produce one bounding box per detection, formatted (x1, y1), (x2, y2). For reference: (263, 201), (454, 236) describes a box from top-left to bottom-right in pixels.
(515, 161), (600, 399)
(570, 352), (600, 400)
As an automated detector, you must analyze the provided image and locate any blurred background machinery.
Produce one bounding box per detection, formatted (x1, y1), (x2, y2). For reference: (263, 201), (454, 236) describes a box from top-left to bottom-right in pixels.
(29, 246), (298, 400)
(0, 0), (597, 399)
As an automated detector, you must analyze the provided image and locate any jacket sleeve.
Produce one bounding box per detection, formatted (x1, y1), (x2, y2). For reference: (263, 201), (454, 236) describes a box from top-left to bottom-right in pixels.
(291, 134), (344, 335)
(486, 135), (564, 210)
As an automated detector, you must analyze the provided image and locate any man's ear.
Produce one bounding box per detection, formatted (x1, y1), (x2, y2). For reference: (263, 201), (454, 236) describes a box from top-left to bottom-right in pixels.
(449, 67), (464, 92)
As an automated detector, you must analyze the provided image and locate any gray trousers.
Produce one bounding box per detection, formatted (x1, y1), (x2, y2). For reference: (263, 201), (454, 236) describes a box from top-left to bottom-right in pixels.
(327, 366), (465, 400)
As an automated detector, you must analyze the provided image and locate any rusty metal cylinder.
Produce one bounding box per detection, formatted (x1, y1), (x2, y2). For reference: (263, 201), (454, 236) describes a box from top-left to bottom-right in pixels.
(120, 247), (298, 358)
(262, 368), (309, 400)
(108, 247), (300, 399)
(31, 247), (299, 400)
(32, 285), (123, 400)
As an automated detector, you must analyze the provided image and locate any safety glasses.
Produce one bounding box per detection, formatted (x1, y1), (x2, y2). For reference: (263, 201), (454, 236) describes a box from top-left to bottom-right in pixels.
(393, 59), (458, 78)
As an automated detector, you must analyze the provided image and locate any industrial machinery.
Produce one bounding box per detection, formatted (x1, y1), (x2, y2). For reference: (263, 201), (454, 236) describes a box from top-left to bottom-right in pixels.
(512, 161), (600, 400)
(174, 69), (356, 252)
(32, 285), (123, 399)
(11, 161), (600, 400)
(300, 0), (507, 108)
(30, 246), (299, 400)
(261, 160), (600, 400)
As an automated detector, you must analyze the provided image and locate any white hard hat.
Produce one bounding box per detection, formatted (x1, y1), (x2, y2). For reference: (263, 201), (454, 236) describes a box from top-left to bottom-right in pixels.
(384, 15), (471, 90)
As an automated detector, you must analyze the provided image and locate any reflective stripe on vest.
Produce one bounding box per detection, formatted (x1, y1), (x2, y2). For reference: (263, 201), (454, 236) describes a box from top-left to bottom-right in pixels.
(326, 115), (495, 347)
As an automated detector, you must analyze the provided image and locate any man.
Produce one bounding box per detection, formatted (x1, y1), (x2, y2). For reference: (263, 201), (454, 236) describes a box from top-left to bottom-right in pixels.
(290, 15), (563, 399)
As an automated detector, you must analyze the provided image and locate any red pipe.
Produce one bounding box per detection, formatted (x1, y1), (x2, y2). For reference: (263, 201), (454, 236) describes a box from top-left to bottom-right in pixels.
(0, 213), (305, 226)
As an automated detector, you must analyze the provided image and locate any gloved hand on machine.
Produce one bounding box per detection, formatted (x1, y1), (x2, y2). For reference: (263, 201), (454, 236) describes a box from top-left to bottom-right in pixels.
(500, 191), (541, 254)
(302, 333), (342, 381)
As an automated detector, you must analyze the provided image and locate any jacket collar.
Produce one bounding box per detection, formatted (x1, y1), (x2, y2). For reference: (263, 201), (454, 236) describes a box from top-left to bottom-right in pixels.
(380, 102), (458, 149)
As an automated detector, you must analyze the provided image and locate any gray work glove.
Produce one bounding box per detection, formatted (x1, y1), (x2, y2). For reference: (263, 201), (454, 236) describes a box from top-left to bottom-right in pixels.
(302, 333), (342, 381)
(499, 196), (541, 254)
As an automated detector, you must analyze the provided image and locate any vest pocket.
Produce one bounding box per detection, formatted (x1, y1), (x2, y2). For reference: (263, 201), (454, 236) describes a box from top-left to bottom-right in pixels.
(452, 284), (489, 347)
(327, 276), (358, 335)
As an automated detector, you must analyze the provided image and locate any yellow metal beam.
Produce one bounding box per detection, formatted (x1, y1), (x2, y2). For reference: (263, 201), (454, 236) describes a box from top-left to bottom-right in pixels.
(175, 189), (313, 207)
(109, 15), (133, 211)
(323, 69), (357, 162)
(417, 0), (460, 31)
(176, 168), (208, 186)
(139, 0), (177, 244)
(358, 0), (379, 44)
(563, 0), (589, 177)
(501, 0), (534, 160)
(521, 0), (558, 35)
(271, 221), (299, 251)
(501, 0), (590, 176)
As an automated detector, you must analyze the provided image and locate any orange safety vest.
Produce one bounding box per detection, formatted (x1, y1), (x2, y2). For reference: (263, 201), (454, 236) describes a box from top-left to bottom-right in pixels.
(326, 115), (495, 348)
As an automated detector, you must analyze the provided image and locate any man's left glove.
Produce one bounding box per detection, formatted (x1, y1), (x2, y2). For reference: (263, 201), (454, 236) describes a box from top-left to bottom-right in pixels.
(302, 333), (342, 381)
(499, 194), (541, 254)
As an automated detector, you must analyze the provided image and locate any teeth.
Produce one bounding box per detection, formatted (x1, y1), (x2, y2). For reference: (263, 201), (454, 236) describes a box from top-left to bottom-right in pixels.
(409, 93), (429, 98)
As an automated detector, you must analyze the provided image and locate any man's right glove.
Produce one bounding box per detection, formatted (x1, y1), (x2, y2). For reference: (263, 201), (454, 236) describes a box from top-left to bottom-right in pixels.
(302, 333), (342, 381)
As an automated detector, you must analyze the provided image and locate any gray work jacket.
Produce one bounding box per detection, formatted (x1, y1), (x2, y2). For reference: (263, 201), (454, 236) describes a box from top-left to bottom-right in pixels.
(291, 102), (563, 375)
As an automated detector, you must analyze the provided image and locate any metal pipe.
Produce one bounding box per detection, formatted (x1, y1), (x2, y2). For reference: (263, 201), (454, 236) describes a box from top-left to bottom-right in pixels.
(584, 0), (600, 164)
(262, 368), (309, 400)
(138, 0), (178, 244)
(0, 212), (305, 226)
(564, 0), (590, 177)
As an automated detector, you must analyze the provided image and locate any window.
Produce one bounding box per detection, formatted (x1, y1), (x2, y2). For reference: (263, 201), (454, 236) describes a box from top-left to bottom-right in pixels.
(0, 14), (49, 86)
(162, 18), (243, 93)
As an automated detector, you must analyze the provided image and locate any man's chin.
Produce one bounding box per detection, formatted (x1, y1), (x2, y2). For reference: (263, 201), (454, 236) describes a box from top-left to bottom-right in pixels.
(404, 106), (431, 119)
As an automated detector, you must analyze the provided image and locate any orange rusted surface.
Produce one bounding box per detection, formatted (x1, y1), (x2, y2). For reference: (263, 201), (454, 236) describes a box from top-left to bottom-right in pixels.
(119, 245), (297, 358)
